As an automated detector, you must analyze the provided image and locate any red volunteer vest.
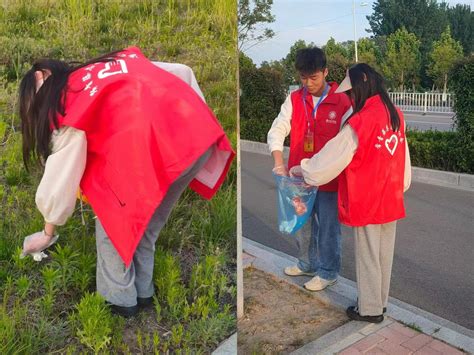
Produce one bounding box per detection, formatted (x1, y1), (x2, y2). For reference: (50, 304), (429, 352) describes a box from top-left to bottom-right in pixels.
(57, 47), (235, 266)
(288, 83), (352, 191)
(338, 95), (406, 227)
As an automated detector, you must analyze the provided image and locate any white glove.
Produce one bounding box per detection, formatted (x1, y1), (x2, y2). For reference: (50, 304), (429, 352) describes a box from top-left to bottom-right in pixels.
(289, 165), (303, 177)
(21, 231), (58, 261)
(272, 164), (288, 176)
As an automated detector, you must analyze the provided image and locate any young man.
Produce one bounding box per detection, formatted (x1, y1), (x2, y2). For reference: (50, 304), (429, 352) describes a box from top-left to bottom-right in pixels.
(267, 47), (352, 291)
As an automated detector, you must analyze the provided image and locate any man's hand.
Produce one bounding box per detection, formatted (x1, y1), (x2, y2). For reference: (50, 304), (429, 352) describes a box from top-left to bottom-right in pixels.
(272, 150), (288, 176)
(272, 164), (289, 176)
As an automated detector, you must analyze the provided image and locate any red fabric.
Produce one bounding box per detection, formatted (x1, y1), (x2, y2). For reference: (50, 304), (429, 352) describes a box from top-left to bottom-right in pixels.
(288, 83), (352, 191)
(338, 95), (406, 227)
(57, 47), (234, 266)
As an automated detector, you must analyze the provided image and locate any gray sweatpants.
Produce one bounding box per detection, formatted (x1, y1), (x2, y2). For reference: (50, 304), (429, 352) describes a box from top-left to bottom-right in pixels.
(354, 221), (397, 316)
(95, 147), (213, 307)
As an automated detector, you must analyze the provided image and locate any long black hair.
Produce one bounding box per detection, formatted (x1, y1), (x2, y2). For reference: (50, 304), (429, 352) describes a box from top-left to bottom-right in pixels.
(19, 50), (122, 170)
(345, 63), (400, 132)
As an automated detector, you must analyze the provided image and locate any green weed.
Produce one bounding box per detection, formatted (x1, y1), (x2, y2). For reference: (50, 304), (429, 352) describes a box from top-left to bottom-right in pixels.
(71, 292), (113, 354)
(154, 247), (188, 321)
(15, 274), (30, 299)
(405, 322), (422, 333)
(38, 293), (55, 316)
(186, 308), (235, 349)
(41, 265), (60, 295)
(50, 244), (80, 290)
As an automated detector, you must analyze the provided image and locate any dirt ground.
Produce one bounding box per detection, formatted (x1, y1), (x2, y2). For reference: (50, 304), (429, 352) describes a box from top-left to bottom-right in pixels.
(238, 268), (348, 354)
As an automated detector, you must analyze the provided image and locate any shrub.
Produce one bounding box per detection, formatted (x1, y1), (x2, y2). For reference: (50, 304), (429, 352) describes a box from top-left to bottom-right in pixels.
(240, 64), (287, 142)
(448, 55), (474, 173)
(450, 55), (474, 137)
(407, 130), (473, 173)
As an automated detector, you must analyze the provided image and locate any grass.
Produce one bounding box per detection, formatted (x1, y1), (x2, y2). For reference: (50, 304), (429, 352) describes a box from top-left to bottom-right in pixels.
(404, 322), (422, 333)
(0, 0), (237, 353)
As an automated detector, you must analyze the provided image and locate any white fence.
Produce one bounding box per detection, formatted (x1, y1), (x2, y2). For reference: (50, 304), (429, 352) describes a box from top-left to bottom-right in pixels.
(388, 92), (454, 114)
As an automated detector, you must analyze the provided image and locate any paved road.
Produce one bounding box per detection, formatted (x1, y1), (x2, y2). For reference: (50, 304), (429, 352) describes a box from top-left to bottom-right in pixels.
(242, 151), (474, 330)
(404, 112), (455, 131)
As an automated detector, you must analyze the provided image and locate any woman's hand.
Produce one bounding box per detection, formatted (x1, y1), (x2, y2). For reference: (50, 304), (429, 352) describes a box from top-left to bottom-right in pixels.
(21, 228), (58, 261)
(289, 165), (303, 177)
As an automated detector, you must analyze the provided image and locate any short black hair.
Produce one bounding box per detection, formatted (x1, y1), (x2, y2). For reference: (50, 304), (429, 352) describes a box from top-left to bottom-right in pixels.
(295, 47), (327, 75)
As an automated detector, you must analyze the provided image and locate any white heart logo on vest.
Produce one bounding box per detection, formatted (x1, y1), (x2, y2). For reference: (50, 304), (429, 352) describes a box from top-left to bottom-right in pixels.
(385, 134), (398, 155)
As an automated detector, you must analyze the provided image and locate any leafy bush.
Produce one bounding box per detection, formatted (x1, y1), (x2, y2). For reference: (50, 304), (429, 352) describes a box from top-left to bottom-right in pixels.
(405, 56), (473, 174)
(450, 56), (474, 136)
(240, 59), (287, 142)
(407, 130), (473, 173)
(449, 56), (474, 172)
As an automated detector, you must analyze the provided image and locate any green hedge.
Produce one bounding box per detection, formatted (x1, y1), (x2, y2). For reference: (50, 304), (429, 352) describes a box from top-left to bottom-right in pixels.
(450, 56), (474, 137)
(407, 130), (473, 173)
(240, 54), (287, 144)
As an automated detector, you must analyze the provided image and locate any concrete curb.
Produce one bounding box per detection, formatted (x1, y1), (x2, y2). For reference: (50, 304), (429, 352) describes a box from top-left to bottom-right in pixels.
(243, 237), (474, 353)
(240, 139), (474, 191)
(212, 333), (236, 355)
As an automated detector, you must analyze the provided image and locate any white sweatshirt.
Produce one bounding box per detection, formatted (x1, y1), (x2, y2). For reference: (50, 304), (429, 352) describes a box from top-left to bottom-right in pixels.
(267, 90), (411, 192)
(267, 90), (353, 153)
(300, 124), (412, 192)
(35, 62), (204, 225)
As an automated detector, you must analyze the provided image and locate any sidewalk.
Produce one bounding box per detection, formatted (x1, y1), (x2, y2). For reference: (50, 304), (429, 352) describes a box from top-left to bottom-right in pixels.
(242, 238), (474, 354)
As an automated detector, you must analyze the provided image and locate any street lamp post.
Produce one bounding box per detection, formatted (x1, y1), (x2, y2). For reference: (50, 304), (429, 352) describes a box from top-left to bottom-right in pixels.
(353, 1), (368, 63)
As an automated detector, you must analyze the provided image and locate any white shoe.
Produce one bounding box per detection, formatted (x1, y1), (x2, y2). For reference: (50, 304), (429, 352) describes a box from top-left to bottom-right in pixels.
(284, 265), (316, 277)
(304, 276), (337, 291)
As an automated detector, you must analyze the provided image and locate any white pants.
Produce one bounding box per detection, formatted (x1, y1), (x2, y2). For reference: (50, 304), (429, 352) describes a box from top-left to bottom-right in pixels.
(95, 147), (212, 306)
(354, 221), (397, 316)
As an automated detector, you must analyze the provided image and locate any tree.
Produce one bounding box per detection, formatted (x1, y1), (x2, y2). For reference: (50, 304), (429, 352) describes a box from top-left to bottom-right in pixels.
(323, 38), (351, 84)
(326, 54), (350, 84)
(366, 0), (448, 88)
(323, 37), (349, 59)
(238, 0), (275, 52)
(356, 38), (379, 70)
(382, 27), (421, 91)
(281, 39), (314, 86)
(428, 27), (463, 94)
(239, 51), (256, 71)
(367, 0), (448, 50)
(260, 59), (284, 73)
(447, 4), (474, 55)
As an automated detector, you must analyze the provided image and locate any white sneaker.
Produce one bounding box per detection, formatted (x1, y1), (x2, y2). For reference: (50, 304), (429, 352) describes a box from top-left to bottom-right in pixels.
(304, 276), (337, 291)
(284, 265), (316, 277)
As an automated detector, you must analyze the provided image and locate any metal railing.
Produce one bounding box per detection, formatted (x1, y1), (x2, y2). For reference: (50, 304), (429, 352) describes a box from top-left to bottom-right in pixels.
(389, 92), (454, 114)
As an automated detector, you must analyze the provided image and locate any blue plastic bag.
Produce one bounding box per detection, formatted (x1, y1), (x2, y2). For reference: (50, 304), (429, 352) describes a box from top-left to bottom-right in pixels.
(273, 173), (318, 235)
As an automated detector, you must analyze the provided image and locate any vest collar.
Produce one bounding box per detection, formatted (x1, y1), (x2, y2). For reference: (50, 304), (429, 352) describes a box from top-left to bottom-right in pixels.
(300, 81), (342, 106)
(363, 94), (383, 109)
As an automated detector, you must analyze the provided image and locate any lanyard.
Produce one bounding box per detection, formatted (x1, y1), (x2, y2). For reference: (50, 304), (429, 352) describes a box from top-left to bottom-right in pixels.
(302, 84), (329, 130)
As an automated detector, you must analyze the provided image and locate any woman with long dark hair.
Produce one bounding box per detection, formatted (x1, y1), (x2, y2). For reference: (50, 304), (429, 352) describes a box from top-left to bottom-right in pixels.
(290, 63), (411, 323)
(19, 46), (234, 317)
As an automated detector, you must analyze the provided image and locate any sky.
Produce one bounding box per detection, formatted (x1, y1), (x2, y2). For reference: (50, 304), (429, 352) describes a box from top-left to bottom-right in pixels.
(244, 0), (473, 66)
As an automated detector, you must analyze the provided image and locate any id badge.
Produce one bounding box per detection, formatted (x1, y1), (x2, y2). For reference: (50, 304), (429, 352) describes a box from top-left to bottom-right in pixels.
(303, 130), (314, 152)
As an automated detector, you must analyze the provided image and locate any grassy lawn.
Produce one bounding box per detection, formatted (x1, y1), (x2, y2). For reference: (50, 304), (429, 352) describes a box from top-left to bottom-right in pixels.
(0, 0), (237, 353)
